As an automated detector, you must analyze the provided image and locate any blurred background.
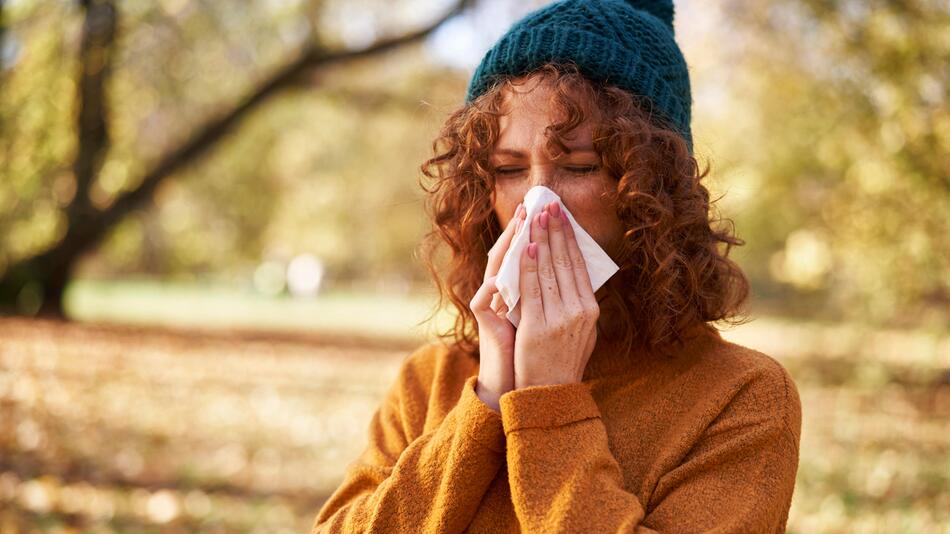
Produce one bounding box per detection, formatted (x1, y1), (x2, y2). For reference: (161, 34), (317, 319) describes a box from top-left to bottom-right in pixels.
(0, 0), (947, 532)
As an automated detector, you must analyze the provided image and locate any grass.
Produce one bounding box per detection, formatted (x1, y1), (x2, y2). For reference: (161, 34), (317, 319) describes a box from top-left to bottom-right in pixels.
(62, 278), (457, 341)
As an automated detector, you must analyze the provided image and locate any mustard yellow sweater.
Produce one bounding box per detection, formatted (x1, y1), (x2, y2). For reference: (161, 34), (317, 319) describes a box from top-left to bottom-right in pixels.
(312, 325), (802, 533)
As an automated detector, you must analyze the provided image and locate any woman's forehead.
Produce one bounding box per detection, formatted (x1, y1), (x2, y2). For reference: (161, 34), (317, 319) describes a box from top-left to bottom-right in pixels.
(497, 78), (598, 137)
(499, 76), (589, 111)
(496, 116), (594, 150)
(497, 92), (595, 148)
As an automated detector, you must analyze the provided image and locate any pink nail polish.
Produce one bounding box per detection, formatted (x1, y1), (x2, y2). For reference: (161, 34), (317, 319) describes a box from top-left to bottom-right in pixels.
(540, 211), (548, 229)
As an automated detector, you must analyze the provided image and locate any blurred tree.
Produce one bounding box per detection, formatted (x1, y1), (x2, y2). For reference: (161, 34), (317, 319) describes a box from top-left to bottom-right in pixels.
(709, 0), (948, 327)
(5, 0), (945, 329)
(0, 0), (472, 316)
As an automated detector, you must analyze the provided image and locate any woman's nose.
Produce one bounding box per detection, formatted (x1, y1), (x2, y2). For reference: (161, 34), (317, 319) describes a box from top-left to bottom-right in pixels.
(527, 165), (558, 191)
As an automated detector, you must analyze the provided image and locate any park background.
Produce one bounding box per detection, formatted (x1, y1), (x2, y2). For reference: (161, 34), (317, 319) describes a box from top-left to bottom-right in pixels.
(1, 0), (947, 532)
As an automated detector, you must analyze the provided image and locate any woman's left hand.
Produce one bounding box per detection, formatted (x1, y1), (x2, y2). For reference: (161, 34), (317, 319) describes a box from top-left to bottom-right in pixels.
(513, 201), (600, 389)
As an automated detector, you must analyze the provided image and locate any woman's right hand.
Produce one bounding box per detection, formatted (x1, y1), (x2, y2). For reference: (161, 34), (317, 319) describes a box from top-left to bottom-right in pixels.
(469, 202), (526, 412)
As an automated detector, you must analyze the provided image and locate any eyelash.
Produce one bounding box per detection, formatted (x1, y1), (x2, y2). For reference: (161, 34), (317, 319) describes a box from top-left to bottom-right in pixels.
(494, 165), (599, 175)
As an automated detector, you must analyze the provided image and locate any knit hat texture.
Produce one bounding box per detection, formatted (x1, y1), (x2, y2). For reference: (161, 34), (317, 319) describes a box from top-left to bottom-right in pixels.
(465, 0), (693, 153)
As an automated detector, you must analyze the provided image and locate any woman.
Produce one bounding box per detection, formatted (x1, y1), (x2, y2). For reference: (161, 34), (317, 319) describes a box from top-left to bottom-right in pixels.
(313, 0), (801, 532)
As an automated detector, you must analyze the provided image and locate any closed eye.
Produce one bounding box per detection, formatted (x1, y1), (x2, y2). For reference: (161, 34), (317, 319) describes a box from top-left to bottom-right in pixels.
(494, 165), (599, 175)
(566, 165), (599, 174)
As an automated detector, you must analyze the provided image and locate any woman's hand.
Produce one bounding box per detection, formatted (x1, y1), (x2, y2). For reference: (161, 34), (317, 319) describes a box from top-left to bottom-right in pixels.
(470, 202), (526, 411)
(514, 201), (599, 388)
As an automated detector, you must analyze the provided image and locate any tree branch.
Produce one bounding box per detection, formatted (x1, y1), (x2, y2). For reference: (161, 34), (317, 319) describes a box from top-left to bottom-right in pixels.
(60, 0), (472, 264)
(1, 0), (475, 315)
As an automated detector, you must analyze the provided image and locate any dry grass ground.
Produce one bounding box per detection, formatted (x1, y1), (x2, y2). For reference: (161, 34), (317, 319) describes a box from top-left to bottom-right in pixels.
(0, 316), (947, 533)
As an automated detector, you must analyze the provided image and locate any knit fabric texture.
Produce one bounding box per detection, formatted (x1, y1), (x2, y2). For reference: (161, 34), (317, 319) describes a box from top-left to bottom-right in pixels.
(312, 325), (802, 532)
(465, 0), (694, 154)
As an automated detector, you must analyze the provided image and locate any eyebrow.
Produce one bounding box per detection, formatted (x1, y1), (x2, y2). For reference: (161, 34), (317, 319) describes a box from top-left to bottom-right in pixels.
(493, 146), (597, 157)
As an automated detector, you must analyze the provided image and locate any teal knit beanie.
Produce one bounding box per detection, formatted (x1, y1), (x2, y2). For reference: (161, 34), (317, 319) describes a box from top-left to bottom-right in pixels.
(465, 0), (693, 153)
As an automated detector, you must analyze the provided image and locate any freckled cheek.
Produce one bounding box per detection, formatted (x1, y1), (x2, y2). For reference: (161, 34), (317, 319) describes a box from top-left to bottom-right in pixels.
(493, 189), (524, 224)
(562, 197), (621, 249)
(564, 208), (602, 238)
(560, 192), (603, 225)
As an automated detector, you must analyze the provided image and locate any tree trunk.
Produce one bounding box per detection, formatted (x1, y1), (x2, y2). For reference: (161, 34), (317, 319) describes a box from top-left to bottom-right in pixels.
(0, 0), (473, 317)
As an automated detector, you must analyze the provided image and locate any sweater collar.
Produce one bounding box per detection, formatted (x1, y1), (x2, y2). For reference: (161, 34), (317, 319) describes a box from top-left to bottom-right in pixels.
(581, 322), (722, 382)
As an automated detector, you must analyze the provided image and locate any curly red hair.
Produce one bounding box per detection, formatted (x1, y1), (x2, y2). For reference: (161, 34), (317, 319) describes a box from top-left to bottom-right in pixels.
(417, 62), (751, 360)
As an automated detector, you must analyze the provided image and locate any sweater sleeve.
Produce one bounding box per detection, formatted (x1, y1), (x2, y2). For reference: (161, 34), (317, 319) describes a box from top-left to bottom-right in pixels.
(498, 368), (801, 533)
(312, 351), (506, 533)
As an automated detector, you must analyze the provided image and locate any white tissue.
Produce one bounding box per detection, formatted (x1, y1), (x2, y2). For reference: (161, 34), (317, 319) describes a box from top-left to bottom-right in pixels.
(493, 185), (619, 327)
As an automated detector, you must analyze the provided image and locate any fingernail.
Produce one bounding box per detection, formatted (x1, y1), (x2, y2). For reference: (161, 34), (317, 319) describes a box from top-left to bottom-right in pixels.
(540, 211), (548, 229)
(528, 242), (537, 259)
(550, 202), (561, 219)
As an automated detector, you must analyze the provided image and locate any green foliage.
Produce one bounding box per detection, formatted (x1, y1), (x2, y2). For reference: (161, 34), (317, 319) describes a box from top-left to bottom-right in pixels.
(0, 0), (945, 326)
(0, 0), (463, 293)
(0, 2), (78, 269)
(705, 0), (949, 327)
